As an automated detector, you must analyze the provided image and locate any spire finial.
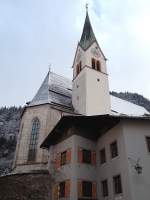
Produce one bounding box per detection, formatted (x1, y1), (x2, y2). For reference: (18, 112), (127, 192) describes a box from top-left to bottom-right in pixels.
(86, 3), (88, 13)
(48, 63), (51, 72)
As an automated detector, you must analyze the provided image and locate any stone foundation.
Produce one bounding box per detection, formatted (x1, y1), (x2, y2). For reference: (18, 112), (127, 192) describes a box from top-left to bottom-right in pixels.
(0, 171), (51, 200)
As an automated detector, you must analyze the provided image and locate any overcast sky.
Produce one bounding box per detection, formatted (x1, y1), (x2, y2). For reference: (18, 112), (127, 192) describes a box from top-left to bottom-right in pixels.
(0, 0), (150, 107)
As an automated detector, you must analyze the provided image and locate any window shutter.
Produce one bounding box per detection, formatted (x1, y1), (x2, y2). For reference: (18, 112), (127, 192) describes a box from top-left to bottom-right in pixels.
(53, 183), (59, 200)
(78, 148), (83, 163)
(65, 180), (71, 198)
(78, 180), (82, 198)
(56, 153), (61, 169)
(92, 182), (97, 199)
(66, 149), (71, 164)
(92, 151), (96, 165)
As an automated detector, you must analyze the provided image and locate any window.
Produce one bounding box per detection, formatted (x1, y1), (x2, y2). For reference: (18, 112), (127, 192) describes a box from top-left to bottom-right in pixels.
(146, 136), (150, 152)
(59, 181), (65, 198)
(61, 151), (67, 166)
(82, 149), (92, 164)
(92, 58), (101, 72)
(78, 148), (96, 165)
(79, 61), (82, 72)
(54, 180), (70, 199)
(100, 148), (106, 164)
(82, 181), (92, 197)
(76, 61), (82, 75)
(96, 60), (101, 71)
(113, 175), (122, 194)
(77, 64), (80, 75)
(56, 149), (71, 169)
(92, 58), (96, 69)
(28, 118), (40, 161)
(78, 180), (97, 199)
(101, 180), (108, 197)
(110, 141), (118, 158)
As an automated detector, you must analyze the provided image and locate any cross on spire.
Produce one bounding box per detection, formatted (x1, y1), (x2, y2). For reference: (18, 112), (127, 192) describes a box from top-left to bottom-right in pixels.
(86, 3), (88, 13)
(48, 63), (52, 72)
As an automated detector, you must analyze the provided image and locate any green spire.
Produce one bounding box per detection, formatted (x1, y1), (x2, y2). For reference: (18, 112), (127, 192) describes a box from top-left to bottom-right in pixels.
(79, 11), (96, 50)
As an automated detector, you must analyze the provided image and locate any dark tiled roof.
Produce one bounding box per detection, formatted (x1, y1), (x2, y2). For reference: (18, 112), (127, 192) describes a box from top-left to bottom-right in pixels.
(79, 12), (96, 50)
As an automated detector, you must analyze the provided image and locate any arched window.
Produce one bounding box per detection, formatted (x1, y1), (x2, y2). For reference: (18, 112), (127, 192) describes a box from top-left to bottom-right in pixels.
(76, 64), (80, 75)
(92, 58), (96, 69)
(79, 61), (82, 72)
(76, 61), (82, 76)
(96, 60), (101, 71)
(28, 118), (40, 162)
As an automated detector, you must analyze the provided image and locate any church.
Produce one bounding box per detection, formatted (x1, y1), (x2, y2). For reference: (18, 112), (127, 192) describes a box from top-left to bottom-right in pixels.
(13, 8), (150, 200)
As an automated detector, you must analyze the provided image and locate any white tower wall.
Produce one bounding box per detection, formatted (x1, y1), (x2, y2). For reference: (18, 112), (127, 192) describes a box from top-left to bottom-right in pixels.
(72, 42), (111, 116)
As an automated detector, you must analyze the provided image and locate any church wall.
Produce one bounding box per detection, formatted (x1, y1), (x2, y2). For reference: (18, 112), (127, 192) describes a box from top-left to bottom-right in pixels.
(73, 42), (107, 78)
(72, 41), (111, 116)
(86, 67), (111, 115)
(13, 104), (50, 173)
(122, 120), (150, 200)
(85, 42), (107, 74)
(97, 122), (132, 200)
(13, 104), (69, 173)
(72, 66), (111, 115)
(73, 46), (85, 78)
(72, 69), (87, 114)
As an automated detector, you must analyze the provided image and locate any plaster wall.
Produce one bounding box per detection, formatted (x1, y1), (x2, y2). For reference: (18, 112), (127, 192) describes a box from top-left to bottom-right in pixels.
(48, 119), (150, 200)
(72, 67), (110, 115)
(73, 42), (107, 78)
(48, 135), (97, 200)
(122, 120), (150, 200)
(86, 67), (110, 115)
(84, 42), (107, 74)
(97, 122), (132, 200)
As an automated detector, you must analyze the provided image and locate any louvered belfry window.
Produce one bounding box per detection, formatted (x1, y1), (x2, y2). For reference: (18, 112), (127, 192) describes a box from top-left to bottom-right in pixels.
(28, 118), (40, 161)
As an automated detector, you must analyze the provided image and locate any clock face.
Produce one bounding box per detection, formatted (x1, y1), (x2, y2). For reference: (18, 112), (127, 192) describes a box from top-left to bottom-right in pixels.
(91, 47), (101, 58)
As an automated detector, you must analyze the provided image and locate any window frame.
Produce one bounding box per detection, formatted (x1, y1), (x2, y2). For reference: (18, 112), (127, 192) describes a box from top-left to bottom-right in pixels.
(113, 174), (123, 195)
(96, 60), (101, 71)
(76, 61), (82, 76)
(100, 148), (106, 164)
(82, 149), (92, 164)
(82, 181), (92, 198)
(110, 140), (118, 159)
(92, 58), (96, 69)
(59, 181), (66, 198)
(101, 179), (108, 197)
(146, 136), (150, 153)
(61, 150), (67, 166)
(76, 64), (80, 75)
(28, 118), (40, 162)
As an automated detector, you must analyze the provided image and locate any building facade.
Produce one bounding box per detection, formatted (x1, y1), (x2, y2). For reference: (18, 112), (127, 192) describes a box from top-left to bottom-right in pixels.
(41, 116), (150, 200)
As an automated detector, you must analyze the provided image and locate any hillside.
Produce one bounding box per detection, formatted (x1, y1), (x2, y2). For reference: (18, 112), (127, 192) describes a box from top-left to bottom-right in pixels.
(0, 107), (22, 175)
(0, 92), (150, 175)
(111, 91), (150, 112)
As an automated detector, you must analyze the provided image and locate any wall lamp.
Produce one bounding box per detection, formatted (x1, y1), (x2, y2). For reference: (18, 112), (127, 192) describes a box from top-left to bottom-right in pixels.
(128, 157), (143, 174)
(134, 163), (142, 174)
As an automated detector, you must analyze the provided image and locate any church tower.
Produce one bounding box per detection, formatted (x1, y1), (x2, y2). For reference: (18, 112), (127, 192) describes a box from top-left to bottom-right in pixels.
(72, 10), (111, 115)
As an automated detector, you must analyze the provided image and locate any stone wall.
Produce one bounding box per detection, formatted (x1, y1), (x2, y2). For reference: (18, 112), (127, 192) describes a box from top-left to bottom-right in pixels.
(0, 171), (51, 200)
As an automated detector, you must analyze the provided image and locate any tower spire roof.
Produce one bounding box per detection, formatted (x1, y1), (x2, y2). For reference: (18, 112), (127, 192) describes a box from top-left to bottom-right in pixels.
(79, 10), (96, 50)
